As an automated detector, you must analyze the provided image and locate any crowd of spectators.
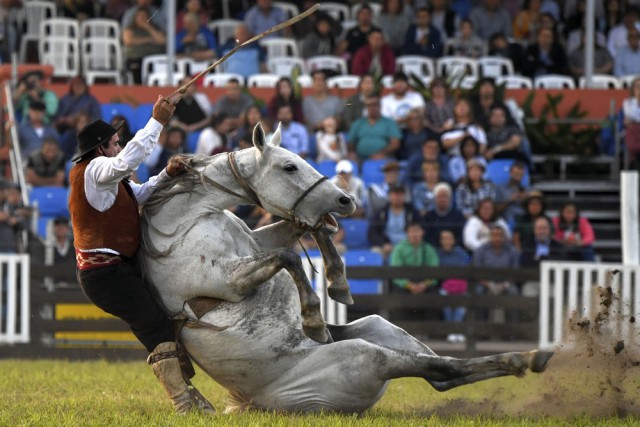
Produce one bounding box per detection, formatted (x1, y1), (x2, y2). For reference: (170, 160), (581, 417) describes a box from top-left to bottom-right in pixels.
(0, 0), (615, 341)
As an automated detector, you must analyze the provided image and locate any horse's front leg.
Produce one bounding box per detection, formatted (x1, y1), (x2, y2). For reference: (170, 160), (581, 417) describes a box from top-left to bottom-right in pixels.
(220, 249), (328, 343)
(311, 230), (354, 305)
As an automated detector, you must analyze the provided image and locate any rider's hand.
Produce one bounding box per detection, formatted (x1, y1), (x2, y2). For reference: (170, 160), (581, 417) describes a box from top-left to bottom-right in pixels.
(152, 95), (177, 125)
(166, 156), (187, 177)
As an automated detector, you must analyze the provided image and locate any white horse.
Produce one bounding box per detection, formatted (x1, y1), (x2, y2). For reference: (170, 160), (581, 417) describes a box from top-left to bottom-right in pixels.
(140, 124), (553, 414)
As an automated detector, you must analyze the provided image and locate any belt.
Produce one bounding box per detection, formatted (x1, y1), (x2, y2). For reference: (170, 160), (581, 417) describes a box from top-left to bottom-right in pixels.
(76, 249), (124, 271)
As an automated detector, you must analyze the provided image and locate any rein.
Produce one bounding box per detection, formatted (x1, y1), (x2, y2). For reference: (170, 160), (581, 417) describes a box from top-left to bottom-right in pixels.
(179, 153), (328, 230)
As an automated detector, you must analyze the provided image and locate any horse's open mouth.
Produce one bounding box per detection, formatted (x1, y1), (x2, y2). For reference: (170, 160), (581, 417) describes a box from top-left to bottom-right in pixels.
(314, 213), (339, 234)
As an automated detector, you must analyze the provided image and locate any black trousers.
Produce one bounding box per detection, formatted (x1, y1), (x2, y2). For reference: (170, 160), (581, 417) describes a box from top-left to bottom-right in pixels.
(76, 259), (175, 352)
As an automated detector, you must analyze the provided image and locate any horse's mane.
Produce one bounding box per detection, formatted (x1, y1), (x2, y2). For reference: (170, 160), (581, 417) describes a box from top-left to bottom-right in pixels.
(140, 152), (229, 261)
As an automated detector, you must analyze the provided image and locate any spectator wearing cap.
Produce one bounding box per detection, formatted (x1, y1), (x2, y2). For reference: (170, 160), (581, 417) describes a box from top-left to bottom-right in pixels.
(348, 95), (401, 162)
(329, 160), (366, 218)
(367, 183), (420, 257)
(421, 182), (466, 248)
(351, 28), (397, 77)
(401, 7), (443, 57)
(13, 70), (59, 125)
(25, 137), (66, 187)
(381, 72), (426, 129)
(454, 158), (498, 218)
(0, 180), (31, 253)
(54, 76), (102, 134)
(17, 100), (60, 162)
(276, 105), (309, 159)
(367, 160), (407, 218)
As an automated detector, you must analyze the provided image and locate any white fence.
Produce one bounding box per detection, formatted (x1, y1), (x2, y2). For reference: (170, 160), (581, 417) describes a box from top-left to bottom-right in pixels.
(303, 257), (347, 325)
(0, 254), (30, 344)
(539, 261), (640, 349)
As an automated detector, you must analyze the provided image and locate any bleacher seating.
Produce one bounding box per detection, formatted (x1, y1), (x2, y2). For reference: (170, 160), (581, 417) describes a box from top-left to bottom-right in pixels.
(29, 187), (70, 239)
(314, 160), (338, 178)
(484, 159), (530, 187)
(343, 250), (384, 294)
(340, 219), (370, 250)
(132, 103), (154, 132)
(361, 159), (389, 186)
(100, 103), (136, 126)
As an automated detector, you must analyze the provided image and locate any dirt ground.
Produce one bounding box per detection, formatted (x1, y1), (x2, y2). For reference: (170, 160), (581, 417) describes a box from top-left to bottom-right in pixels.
(429, 274), (640, 419)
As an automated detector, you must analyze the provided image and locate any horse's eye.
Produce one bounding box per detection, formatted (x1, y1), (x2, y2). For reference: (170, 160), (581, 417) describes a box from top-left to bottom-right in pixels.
(283, 164), (298, 173)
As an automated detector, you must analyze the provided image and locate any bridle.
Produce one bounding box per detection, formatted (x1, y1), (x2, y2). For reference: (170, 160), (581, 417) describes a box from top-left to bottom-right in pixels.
(183, 152), (328, 231)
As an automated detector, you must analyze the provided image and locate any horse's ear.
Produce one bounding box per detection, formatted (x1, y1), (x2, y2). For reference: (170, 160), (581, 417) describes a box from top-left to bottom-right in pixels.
(269, 122), (282, 147)
(252, 122), (267, 153)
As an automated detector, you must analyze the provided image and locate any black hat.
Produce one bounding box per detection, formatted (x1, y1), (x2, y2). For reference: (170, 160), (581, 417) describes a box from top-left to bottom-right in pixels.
(21, 70), (44, 82)
(29, 100), (46, 111)
(71, 119), (123, 162)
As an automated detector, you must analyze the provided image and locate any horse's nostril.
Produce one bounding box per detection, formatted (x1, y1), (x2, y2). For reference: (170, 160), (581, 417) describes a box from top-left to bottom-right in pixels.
(338, 196), (352, 205)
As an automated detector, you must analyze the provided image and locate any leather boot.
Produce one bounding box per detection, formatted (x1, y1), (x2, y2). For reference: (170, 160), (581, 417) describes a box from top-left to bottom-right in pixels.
(148, 342), (215, 414)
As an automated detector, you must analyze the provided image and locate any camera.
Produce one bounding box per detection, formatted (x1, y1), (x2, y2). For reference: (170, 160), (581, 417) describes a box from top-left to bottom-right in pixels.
(25, 81), (35, 90)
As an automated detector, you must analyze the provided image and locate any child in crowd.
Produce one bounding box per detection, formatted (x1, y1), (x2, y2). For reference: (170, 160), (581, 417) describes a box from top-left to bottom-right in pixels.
(315, 116), (347, 162)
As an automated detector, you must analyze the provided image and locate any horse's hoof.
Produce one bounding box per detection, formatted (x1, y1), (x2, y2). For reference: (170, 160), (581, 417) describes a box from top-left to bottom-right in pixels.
(303, 321), (329, 343)
(327, 285), (354, 306)
(530, 350), (554, 373)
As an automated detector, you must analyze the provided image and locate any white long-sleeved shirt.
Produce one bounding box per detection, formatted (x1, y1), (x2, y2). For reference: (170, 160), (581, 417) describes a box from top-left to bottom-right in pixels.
(84, 118), (168, 213)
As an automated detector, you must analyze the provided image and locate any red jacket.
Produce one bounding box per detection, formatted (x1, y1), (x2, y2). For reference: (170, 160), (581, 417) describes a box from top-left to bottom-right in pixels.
(351, 45), (396, 76)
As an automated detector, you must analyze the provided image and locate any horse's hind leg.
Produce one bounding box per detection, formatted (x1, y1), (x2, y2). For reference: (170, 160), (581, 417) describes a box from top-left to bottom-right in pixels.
(311, 230), (353, 305)
(385, 350), (554, 391)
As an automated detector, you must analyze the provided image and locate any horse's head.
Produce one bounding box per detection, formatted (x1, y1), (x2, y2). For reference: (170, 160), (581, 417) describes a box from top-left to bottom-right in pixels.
(244, 122), (356, 232)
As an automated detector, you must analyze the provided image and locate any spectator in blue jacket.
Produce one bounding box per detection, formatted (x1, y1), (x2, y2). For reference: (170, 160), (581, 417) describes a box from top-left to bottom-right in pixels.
(402, 7), (443, 57)
(176, 12), (217, 61)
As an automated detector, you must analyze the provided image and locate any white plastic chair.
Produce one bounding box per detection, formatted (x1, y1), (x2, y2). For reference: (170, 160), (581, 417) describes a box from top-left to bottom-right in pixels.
(296, 74), (313, 88)
(534, 74), (576, 89)
(306, 55), (348, 75)
(273, 1), (299, 18)
(496, 75), (533, 89)
(318, 2), (350, 21)
(260, 37), (300, 58)
(82, 38), (123, 84)
(208, 19), (242, 45)
(202, 73), (245, 87)
(247, 73), (281, 88)
(578, 75), (622, 89)
(141, 54), (182, 86)
(80, 18), (120, 40)
(619, 74), (640, 89)
(19, 1), (57, 63)
(147, 72), (184, 86)
(395, 55), (436, 78)
(39, 17), (79, 38)
(39, 36), (80, 78)
(351, 3), (381, 21)
(477, 56), (514, 78)
(327, 75), (360, 89)
(437, 56), (479, 80)
(267, 57), (306, 76)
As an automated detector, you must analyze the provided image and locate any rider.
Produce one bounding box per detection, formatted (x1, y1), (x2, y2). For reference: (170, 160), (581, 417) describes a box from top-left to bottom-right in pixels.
(68, 95), (214, 414)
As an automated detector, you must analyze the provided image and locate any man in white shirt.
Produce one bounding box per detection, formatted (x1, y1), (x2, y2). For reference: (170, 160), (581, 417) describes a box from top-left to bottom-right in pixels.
(381, 72), (426, 128)
(608, 7), (640, 57)
(68, 95), (214, 415)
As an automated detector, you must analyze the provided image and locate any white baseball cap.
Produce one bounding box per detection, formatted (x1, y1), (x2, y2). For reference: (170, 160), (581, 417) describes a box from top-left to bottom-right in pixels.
(335, 160), (353, 174)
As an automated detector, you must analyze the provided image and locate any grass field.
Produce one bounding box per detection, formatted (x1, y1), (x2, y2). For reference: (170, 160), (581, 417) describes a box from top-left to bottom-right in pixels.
(1, 346), (639, 427)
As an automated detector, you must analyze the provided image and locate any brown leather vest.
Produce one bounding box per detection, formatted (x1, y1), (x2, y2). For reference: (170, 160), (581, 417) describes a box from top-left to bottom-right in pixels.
(68, 159), (141, 257)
